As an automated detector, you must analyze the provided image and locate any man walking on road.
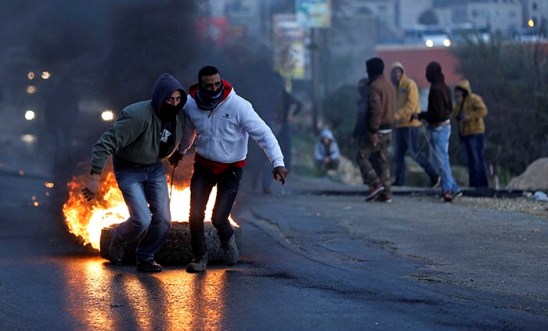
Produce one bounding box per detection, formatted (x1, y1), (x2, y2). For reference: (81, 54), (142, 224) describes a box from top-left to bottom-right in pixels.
(83, 73), (187, 272)
(169, 65), (288, 273)
(356, 57), (396, 202)
(412, 61), (460, 202)
(390, 62), (439, 187)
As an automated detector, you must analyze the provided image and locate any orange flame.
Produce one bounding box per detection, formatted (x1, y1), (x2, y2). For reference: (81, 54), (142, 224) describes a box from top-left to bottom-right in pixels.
(63, 169), (233, 251)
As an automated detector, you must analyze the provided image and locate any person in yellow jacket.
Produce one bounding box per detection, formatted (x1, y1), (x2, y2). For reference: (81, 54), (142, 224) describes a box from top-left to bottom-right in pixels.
(452, 79), (489, 188)
(390, 62), (439, 187)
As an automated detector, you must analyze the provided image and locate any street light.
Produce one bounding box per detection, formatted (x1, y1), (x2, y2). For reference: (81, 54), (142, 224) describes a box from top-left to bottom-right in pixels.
(26, 85), (37, 94)
(101, 109), (115, 121)
(24, 110), (36, 121)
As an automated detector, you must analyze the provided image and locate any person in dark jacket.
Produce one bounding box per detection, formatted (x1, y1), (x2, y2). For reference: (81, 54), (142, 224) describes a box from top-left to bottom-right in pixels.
(412, 62), (460, 202)
(82, 73), (187, 272)
(356, 57), (396, 203)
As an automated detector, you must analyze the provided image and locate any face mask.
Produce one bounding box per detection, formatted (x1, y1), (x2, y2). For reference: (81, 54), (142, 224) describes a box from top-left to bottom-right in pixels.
(160, 103), (182, 119)
(196, 85), (225, 111)
(199, 85), (224, 100)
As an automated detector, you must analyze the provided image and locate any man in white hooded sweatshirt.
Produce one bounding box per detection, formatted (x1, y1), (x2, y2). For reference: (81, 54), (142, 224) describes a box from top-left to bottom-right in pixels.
(169, 65), (288, 273)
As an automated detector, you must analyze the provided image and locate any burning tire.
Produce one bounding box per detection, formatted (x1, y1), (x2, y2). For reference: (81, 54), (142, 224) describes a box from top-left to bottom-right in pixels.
(100, 222), (241, 265)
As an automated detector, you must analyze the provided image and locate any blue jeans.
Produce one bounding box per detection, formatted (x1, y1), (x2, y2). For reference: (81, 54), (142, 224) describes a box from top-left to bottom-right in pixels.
(462, 134), (489, 188)
(189, 163), (241, 258)
(393, 127), (438, 185)
(428, 124), (459, 194)
(113, 161), (171, 262)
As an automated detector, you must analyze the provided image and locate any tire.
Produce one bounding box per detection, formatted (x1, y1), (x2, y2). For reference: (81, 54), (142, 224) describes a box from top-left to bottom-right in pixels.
(100, 221), (241, 265)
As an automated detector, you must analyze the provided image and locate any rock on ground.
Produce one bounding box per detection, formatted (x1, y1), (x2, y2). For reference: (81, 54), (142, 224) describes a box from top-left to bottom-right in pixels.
(507, 158), (548, 191)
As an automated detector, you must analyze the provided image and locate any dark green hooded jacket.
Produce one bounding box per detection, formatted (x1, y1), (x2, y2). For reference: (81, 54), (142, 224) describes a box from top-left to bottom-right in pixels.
(90, 74), (187, 175)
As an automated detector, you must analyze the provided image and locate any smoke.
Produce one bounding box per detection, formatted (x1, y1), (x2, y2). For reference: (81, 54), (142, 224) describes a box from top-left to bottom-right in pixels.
(0, 0), (296, 183)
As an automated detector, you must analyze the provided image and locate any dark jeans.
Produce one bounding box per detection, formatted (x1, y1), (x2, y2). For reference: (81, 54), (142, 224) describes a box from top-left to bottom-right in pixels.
(462, 134), (489, 188)
(393, 127), (438, 185)
(113, 161), (171, 263)
(189, 163), (241, 258)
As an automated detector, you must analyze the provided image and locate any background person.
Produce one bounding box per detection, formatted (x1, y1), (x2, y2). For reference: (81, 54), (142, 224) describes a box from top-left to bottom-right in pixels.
(83, 73), (187, 272)
(357, 57), (396, 203)
(169, 65), (288, 273)
(314, 128), (341, 176)
(452, 79), (489, 188)
(412, 62), (460, 202)
(390, 62), (439, 187)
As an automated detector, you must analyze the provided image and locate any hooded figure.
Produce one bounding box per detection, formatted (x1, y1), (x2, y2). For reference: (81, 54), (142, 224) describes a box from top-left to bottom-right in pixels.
(452, 79), (489, 188)
(84, 73), (187, 273)
(452, 79), (488, 136)
(315, 128), (341, 174)
(390, 61), (440, 187)
(416, 62), (460, 202)
(419, 61), (452, 124)
(91, 73), (187, 173)
(390, 62), (421, 128)
(365, 57), (395, 134)
(358, 57), (396, 203)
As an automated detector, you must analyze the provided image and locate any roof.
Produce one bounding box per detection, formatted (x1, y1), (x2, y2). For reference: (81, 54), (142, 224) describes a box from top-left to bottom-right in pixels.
(376, 45), (463, 89)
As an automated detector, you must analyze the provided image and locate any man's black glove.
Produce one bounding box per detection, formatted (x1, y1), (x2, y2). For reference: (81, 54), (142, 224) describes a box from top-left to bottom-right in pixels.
(168, 152), (183, 168)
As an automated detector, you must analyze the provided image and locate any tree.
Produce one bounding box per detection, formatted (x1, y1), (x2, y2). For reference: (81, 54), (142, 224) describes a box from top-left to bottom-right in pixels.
(1, 1), (200, 215)
(452, 40), (548, 178)
(418, 9), (439, 26)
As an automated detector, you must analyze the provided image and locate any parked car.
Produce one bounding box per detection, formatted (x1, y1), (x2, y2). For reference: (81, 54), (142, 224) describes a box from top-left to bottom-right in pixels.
(404, 26), (451, 48)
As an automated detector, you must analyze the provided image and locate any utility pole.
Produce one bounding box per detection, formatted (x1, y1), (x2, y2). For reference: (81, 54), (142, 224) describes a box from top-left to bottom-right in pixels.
(310, 27), (321, 135)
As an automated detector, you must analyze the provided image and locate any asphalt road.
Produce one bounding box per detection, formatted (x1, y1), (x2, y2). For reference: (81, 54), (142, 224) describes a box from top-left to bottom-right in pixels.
(0, 170), (547, 330)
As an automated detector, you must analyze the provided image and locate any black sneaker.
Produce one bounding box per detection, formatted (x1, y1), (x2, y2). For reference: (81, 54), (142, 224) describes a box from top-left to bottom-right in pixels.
(431, 176), (441, 188)
(222, 234), (239, 266)
(376, 192), (392, 203)
(108, 229), (125, 265)
(453, 190), (463, 200)
(186, 253), (208, 273)
(365, 183), (385, 201)
(136, 260), (162, 273)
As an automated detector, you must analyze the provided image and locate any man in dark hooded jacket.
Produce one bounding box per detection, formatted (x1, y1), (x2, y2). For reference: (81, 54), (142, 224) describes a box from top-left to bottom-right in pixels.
(83, 73), (187, 272)
(412, 62), (460, 202)
(356, 57), (396, 202)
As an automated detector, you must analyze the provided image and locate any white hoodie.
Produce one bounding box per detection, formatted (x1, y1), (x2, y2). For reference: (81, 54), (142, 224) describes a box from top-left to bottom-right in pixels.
(179, 88), (285, 168)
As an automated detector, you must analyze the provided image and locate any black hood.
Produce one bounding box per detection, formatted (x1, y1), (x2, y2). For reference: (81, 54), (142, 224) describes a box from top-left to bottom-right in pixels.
(151, 73), (187, 116)
(426, 61), (445, 84)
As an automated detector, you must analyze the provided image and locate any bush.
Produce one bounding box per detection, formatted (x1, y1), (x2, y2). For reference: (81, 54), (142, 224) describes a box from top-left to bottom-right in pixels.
(452, 40), (548, 178)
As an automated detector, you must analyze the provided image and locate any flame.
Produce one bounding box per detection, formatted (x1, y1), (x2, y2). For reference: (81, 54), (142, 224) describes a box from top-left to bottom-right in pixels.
(63, 169), (234, 251)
